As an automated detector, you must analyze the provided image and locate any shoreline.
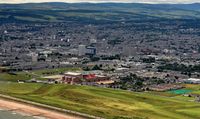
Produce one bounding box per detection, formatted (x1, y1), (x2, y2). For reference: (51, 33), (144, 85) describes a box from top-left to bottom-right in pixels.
(0, 98), (86, 119)
(0, 94), (102, 119)
(0, 108), (37, 119)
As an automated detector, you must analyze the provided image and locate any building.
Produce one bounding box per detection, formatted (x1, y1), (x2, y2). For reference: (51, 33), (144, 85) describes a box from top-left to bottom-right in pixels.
(78, 45), (86, 56)
(90, 38), (97, 44)
(30, 52), (38, 62)
(69, 49), (78, 55)
(62, 75), (82, 84)
(183, 78), (200, 84)
(78, 45), (96, 56)
(62, 72), (82, 84)
(62, 71), (112, 85)
(85, 46), (96, 56)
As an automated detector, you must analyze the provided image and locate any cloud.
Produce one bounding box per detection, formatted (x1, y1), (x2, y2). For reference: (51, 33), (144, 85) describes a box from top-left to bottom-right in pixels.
(0, 0), (199, 4)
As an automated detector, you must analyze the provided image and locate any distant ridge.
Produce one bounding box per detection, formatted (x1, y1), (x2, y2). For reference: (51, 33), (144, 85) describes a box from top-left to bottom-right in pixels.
(0, 2), (200, 11)
(0, 2), (200, 23)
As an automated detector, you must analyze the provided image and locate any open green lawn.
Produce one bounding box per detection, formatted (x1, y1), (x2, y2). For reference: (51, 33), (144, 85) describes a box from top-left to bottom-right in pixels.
(0, 72), (32, 82)
(0, 82), (200, 119)
(184, 84), (200, 95)
(0, 67), (81, 82)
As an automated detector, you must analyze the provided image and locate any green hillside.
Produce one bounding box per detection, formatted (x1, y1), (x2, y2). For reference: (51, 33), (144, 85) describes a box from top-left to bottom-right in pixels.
(0, 82), (200, 119)
(1, 3), (200, 23)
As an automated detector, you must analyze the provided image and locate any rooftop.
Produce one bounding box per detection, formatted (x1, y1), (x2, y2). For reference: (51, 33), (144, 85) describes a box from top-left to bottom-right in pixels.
(64, 72), (82, 76)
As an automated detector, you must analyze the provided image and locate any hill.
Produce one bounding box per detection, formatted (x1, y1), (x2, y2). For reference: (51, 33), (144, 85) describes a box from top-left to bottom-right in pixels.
(1, 3), (200, 23)
(0, 82), (200, 119)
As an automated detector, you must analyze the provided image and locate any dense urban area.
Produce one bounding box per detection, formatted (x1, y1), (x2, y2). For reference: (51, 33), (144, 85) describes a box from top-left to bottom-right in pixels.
(1, 19), (200, 92)
(0, 2), (200, 119)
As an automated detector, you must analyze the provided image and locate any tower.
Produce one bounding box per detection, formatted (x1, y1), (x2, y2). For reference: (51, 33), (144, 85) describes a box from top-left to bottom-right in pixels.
(78, 45), (86, 56)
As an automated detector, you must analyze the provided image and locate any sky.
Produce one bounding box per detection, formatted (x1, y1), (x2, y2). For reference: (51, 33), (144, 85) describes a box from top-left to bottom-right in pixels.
(0, 0), (199, 4)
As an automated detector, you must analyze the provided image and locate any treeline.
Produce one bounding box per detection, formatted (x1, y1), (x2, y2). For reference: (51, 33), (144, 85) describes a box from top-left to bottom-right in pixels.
(158, 63), (200, 73)
(119, 73), (144, 91)
(90, 54), (120, 62)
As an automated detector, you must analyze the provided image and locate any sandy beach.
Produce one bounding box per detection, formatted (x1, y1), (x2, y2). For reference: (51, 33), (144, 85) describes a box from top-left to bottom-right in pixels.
(0, 99), (85, 119)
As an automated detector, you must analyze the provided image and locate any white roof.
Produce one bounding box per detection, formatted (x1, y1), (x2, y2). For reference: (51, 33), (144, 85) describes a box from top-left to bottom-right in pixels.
(64, 72), (81, 76)
(96, 75), (106, 77)
(116, 68), (129, 71)
(43, 75), (64, 79)
(186, 78), (200, 81)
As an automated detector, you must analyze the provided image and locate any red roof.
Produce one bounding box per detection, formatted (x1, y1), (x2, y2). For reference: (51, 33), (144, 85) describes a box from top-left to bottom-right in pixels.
(83, 74), (96, 79)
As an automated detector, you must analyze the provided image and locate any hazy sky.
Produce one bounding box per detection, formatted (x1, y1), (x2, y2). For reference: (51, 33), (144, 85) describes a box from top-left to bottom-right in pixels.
(0, 0), (199, 4)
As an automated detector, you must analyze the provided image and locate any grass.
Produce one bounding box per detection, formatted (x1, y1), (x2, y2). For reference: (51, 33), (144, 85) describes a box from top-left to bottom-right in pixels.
(183, 84), (200, 95)
(0, 67), (81, 82)
(147, 91), (177, 97)
(0, 82), (43, 94)
(0, 82), (200, 119)
(0, 72), (32, 82)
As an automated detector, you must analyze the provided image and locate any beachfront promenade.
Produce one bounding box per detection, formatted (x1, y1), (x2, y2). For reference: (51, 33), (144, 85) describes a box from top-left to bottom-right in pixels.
(0, 94), (103, 119)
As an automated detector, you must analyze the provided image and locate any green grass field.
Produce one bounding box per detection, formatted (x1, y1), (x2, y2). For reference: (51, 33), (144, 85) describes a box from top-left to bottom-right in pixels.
(0, 82), (199, 119)
(184, 84), (200, 95)
(0, 67), (81, 82)
(0, 72), (32, 81)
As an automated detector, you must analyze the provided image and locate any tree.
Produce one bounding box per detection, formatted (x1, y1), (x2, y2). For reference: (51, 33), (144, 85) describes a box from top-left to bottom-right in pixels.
(142, 57), (155, 63)
(90, 57), (100, 62)
(92, 65), (101, 70)
(188, 72), (192, 77)
(83, 67), (90, 71)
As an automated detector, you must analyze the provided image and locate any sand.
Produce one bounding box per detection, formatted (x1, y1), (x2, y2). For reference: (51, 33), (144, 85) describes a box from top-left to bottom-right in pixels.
(0, 99), (85, 119)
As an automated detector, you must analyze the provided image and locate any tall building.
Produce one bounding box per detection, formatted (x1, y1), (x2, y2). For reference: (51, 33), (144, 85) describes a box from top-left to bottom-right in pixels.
(52, 35), (56, 40)
(31, 52), (38, 62)
(78, 45), (86, 56)
(86, 46), (96, 56)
